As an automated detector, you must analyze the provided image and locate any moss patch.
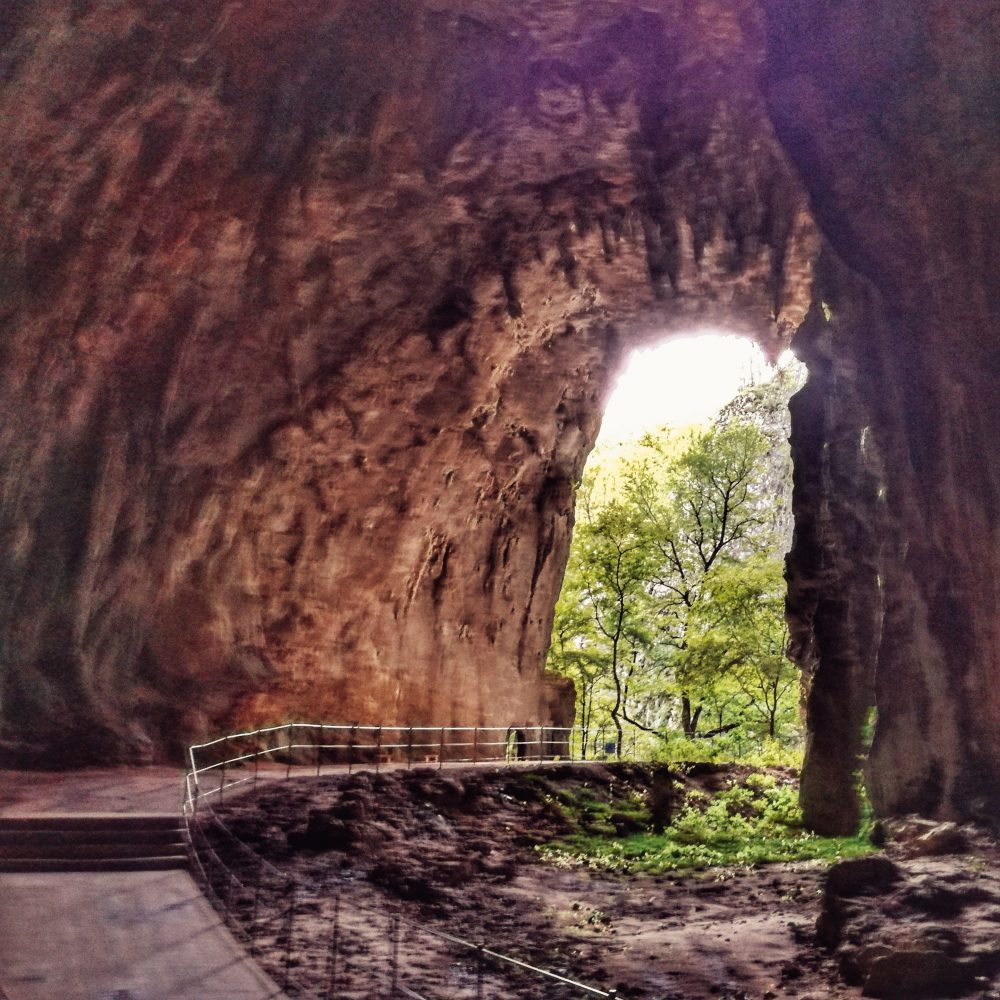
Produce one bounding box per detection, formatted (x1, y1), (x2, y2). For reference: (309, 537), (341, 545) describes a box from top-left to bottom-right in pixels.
(539, 770), (876, 874)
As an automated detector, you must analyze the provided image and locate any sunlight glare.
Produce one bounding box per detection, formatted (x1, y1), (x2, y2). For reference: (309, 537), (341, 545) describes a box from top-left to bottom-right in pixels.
(597, 333), (791, 445)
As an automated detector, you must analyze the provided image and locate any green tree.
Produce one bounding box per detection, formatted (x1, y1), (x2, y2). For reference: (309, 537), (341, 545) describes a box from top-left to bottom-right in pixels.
(624, 421), (775, 735)
(548, 570), (604, 750)
(547, 359), (806, 753)
(568, 473), (657, 755)
(683, 556), (798, 739)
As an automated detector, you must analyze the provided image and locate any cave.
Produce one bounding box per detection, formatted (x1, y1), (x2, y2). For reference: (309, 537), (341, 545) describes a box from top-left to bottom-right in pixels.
(0, 1), (996, 836)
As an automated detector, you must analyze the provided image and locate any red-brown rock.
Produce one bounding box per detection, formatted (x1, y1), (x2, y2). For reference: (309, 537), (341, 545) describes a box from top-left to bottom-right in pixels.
(0, 0), (997, 842)
(0, 0), (815, 763)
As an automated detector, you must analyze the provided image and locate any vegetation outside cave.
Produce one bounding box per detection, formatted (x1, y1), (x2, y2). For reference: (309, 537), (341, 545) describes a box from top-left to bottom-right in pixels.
(546, 348), (806, 766)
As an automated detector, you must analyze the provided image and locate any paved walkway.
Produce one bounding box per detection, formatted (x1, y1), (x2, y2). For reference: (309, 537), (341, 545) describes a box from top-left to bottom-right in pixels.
(0, 769), (287, 1000)
(0, 767), (184, 816)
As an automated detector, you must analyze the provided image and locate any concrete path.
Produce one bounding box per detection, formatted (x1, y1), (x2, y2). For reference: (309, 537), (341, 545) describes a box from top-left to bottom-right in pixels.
(0, 767), (185, 816)
(0, 769), (288, 1000)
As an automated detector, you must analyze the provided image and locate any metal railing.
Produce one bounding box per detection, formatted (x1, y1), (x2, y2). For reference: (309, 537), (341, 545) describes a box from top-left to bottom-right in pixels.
(184, 723), (646, 816)
(183, 722), (641, 999)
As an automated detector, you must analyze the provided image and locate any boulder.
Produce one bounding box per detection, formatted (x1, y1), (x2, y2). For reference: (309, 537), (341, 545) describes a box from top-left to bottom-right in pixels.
(826, 857), (903, 898)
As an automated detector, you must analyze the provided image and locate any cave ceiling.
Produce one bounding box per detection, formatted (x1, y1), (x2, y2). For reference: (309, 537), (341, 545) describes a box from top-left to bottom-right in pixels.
(0, 0), (997, 831)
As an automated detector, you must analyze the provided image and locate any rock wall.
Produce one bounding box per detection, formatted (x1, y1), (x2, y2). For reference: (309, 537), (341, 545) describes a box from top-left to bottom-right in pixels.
(765, 0), (1000, 830)
(0, 0), (997, 834)
(0, 0), (815, 763)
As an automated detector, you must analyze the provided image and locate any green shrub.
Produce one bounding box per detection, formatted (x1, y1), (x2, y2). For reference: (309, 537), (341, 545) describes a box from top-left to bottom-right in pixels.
(539, 771), (874, 874)
(646, 733), (804, 769)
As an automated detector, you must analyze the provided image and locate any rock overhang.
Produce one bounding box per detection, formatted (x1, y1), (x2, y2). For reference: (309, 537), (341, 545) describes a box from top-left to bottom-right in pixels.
(0, 0), (997, 833)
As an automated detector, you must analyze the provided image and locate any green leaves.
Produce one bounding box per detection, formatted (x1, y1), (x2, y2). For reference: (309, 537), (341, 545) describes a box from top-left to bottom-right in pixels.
(547, 364), (803, 749)
(540, 773), (876, 874)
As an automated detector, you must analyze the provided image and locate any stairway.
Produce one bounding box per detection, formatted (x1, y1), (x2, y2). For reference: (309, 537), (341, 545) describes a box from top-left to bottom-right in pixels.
(0, 814), (189, 872)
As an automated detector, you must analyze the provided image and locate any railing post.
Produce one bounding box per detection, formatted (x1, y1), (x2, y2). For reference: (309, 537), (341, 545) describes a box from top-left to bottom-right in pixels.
(406, 727), (414, 769)
(472, 726), (479, 765)
(375, 726), (383, 773)
(475, 943), (486, 1000)
(315, 724), (322, 777)
(253, 728), (261, 798)
(222, 866), (235, 921)
(187, 744), (201, 818)
(282, 879), (297, 989)
(202, 827), (213, 893)
(438, 726), (445, 770)
(538, 726), (544, 764)
(249, 854), (263, 959)
(388, 911), (401, 994)
(349, 723), (357, 773)
(286, 723), (294, 780)
(219, 735), (228, 805)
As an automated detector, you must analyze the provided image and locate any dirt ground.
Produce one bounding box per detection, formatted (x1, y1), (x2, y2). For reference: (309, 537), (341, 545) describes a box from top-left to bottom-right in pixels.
(201, 763), (1000, 1000)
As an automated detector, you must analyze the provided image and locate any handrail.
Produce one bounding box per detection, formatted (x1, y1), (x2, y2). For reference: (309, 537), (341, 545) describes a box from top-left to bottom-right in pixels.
(424, 925), (613, 998)
(185, 721), (648, 816)
(183, 720), (641, 998)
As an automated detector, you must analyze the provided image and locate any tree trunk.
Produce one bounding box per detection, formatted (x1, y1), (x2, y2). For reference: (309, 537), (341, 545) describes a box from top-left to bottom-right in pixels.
(610, 634), (625, 757)
(681, 695), (702, 737)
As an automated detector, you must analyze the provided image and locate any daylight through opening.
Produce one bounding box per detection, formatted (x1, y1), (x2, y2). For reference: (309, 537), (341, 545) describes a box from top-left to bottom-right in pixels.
(547, 333), (807, 763)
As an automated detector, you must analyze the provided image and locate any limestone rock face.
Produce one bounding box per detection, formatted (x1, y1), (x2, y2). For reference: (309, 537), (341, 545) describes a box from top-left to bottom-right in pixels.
(765, 0), (1000, 830)
(0, 0), (997, 837)
(0, 0), (815, 762)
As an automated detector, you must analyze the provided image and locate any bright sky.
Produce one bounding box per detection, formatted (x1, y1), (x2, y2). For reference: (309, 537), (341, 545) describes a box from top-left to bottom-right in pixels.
(597, 333), (785, 445)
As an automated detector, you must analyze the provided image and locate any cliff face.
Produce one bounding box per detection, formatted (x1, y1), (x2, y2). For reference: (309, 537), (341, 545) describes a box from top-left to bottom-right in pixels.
(765, 0), (1000, 830)
(0, 0), (816, 762)
(1, 0), (997, 832)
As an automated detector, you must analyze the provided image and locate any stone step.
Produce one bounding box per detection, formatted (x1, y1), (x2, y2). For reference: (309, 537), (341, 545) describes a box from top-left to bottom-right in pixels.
(0, 854), (190, 873)
(0, 813), (188, 872)
(0, 826), (183, 846)
(0, 813), (180, 831)
(0, 840), (186, 861)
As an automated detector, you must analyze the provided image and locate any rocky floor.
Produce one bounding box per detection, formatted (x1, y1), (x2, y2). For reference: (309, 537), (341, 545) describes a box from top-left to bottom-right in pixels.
(201, 764), (1000, 1000)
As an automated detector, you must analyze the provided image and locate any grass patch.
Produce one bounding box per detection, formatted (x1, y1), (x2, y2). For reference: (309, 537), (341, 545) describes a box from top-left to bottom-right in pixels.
(539, 772), (875, 874)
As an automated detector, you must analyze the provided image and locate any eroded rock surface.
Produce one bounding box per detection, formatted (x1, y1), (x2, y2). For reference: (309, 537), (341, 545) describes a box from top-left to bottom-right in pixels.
(819, 830), (1000, 999)
(0, 0), (998, 839)
(0, 0), (815, 762)
(768, 1), (1000, 829)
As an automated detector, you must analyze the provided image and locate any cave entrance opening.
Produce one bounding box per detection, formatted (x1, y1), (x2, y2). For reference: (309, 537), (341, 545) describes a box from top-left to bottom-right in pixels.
(597, 334), (778, 449)
(548, 331), (806, 762)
